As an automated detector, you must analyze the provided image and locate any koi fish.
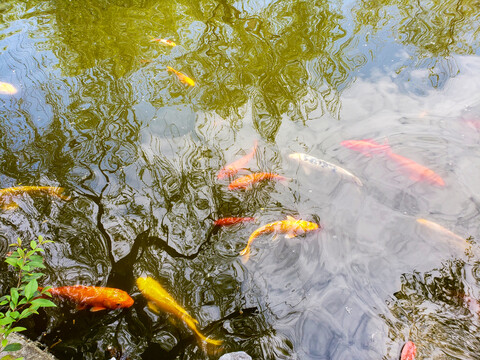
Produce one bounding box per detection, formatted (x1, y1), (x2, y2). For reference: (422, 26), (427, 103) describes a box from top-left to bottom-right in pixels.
(289, 152), (363, 186)
(151, 38), (176, 47)
(0, 186), (71, 210)
(400, 341), (416, 360)
(0, 81), (17, 95)
(214, 217), (256, 226)
(136, 276), (222, 346)
(240, 216), (319, 262)
(166, 66), (195, 87)
(341, 139), (445, 186)
(228, 172), (288, 190)
(217, 140), (258, 179)
(45, 285), (134, 312)
(416, 218), (466, 248)
(341, 139), (391, 157)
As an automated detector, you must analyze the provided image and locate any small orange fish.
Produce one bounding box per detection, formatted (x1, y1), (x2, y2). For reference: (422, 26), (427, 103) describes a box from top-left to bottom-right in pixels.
(400, 341), (416, 360)
(0, 186), (71, 210)
(45, 285), (134, 311)
(0, 81), (17, 95)
(137, 277), (222, 346)
(217, 140), (258, 179)
(228, 172), (287, 190)
(151, 38), (176, 47)
(166, 66), (195, 87)
(240, 216), (319, 262)
(214, 217), (256, 226)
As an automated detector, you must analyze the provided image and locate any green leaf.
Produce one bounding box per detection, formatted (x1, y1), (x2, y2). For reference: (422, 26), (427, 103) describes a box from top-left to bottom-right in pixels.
(3, 343), (21, 352)
(0, 318), (14, 326)
(0, 355), (15, 360)
(16, 249), (24, 258)
(9, 312), (19, 320)
(16, 238), (21, 247)
(37, 235), (43, 243)
(0, 300), (8, 306)
(4, 258), (18, 268)
(2, 338), (7, 348)
(30, 240), (37, 250)
(30, 298), (56, 309)
(24, 279), (38, 301)
(9, 289), (18, 309)
(9, 327), (26, 333)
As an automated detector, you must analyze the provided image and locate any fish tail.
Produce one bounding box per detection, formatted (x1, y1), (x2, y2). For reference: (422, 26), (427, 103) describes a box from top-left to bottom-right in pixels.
(240, 246), (250, 263)
(184, 316), (222, 346)
(166, 66), (175, 73)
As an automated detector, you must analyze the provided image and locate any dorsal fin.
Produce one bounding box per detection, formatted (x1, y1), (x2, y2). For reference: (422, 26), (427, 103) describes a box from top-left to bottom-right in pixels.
(286, 215), (296, 221)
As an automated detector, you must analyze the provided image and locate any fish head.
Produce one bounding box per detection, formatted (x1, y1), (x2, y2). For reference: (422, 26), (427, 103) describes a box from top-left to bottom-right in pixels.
(103, 290), (134, 309)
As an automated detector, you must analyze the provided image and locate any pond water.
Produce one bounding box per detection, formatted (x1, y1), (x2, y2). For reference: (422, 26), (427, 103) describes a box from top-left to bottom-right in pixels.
(1, 0), (480, 359)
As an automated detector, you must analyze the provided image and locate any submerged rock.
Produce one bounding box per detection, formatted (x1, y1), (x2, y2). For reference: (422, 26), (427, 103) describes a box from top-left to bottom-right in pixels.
(219, 351), (252, 360)
(0, 333), (57, 359)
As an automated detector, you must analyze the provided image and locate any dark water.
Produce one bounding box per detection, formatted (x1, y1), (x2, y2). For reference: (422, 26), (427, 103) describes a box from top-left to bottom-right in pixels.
(1, 0), (480, 359)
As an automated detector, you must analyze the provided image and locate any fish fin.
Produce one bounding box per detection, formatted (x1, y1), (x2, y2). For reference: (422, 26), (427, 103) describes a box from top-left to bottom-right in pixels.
(76, 304), (88, 311)
(286, 215), (296, 221)
(147, 301), (161, 314)
(285, 233), (297, 239)
(272, 234), (279, 241)
(90, 306), (107, 312)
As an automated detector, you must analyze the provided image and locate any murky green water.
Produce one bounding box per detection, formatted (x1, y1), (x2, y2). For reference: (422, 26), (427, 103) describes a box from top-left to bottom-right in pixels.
(1, 0), (480, 359)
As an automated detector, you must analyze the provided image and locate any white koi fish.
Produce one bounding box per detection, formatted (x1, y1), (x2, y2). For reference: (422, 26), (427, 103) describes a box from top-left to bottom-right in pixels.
(289, 152), (363, 186)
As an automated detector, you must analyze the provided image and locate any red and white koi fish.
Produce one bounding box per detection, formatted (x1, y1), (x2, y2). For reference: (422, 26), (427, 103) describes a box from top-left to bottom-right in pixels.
(228, 172), (288, 190)
(214, 217), (256, 226)
(400, 341), (416, 360)
(45, 285), (134, 312)
(240, 216), (319, 262)
(150, 38), (176, 47)
(217, 140), (258, 179)
(167, 66), (195, 86)
(341, 139), (445, 186)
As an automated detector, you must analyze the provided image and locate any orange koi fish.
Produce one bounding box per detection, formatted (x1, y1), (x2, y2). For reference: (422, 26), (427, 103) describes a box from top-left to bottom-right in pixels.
(45, 285), (134, 311)
(217, 140), (258, 179)
(151, 38), (176, 47)
(240, 216), (319, 262)
(0, 81), (17, 95)
(0, 186), (71, 210)
(416, 218), (466, 249)
(228, 172), (288, 190)
(214, 217), (256, 226)
(136, 276), (222, 346)
(400, 341), (416, 360)
(341, 139), (445, 186)
(166, 66), (195, 87)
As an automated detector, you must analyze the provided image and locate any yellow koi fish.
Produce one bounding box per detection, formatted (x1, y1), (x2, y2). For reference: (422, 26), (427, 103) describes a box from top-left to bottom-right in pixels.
(0, 186), (70, 210)
(150, 38), (176, 47)
(240, 216), (319, 262)
(166, 66), (195, 87)
(0, 81), (17, 95)
(136, 276), (222, 346)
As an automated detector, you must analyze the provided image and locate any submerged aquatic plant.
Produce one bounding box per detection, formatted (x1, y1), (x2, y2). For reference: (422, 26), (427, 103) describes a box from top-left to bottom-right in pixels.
(0, 236), (56, 359)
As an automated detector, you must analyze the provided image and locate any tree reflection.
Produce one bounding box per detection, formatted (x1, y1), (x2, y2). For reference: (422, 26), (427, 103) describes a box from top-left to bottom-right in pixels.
(383, 241), (480, 359)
